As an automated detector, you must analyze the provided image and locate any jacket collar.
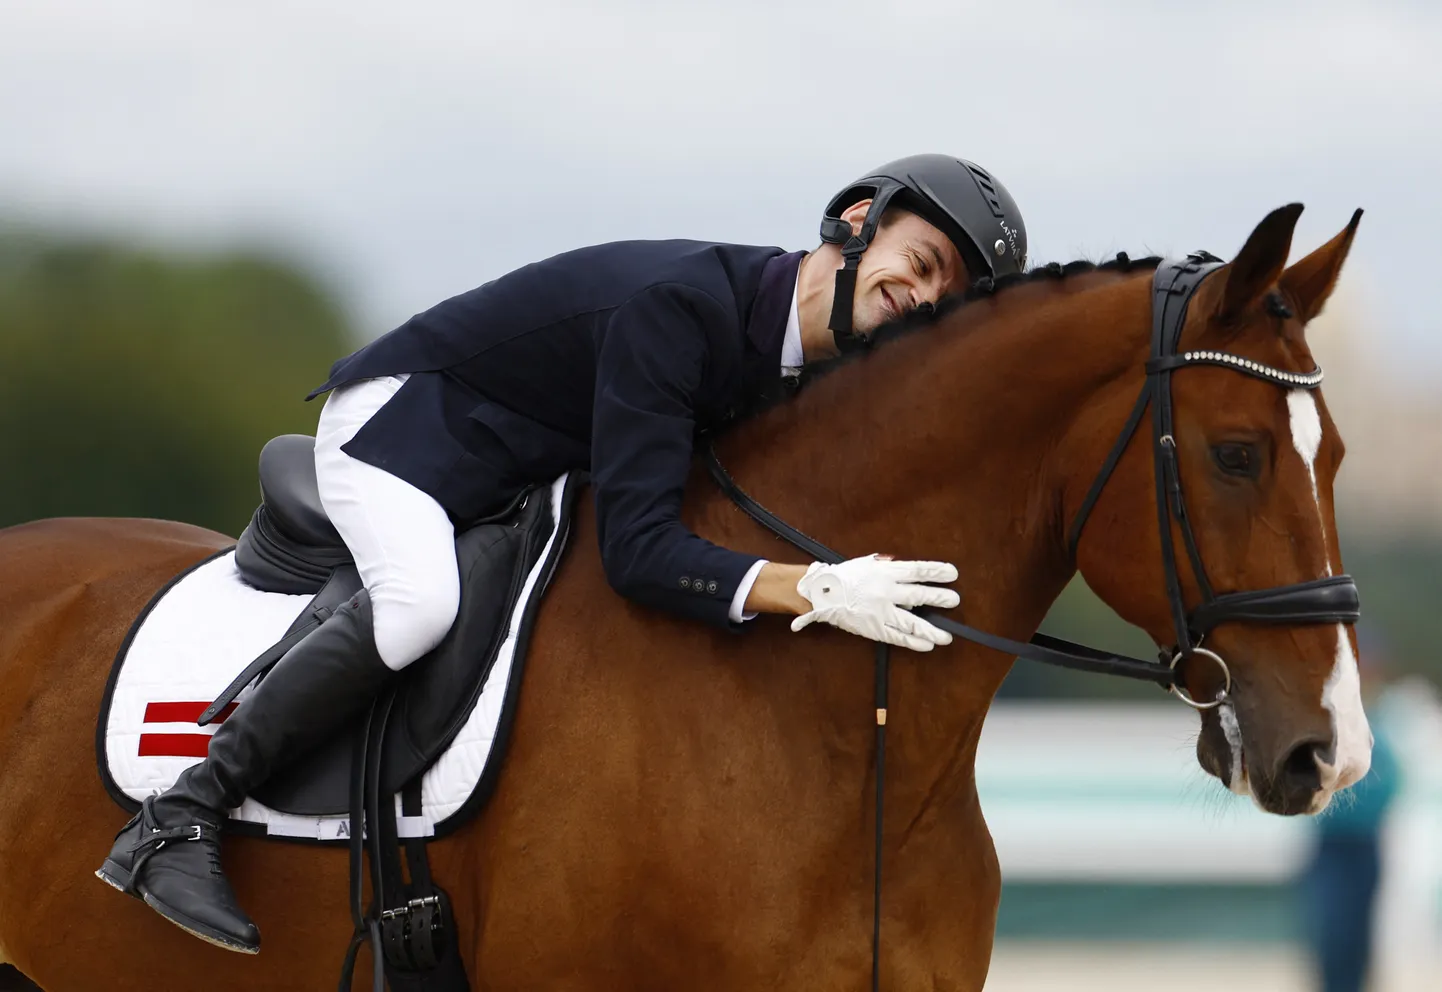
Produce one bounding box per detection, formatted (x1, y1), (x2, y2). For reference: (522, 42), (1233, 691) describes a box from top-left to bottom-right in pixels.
(735, 250), (807, 416)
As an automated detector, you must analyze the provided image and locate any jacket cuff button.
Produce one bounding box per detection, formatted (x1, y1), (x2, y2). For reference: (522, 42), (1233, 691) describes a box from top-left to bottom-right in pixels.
(706, 580), (719, 594)
(679, 577), (691, 590)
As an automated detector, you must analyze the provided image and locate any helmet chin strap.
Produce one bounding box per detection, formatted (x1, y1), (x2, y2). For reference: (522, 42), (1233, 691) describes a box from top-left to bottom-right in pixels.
(826, 183), (903, 353)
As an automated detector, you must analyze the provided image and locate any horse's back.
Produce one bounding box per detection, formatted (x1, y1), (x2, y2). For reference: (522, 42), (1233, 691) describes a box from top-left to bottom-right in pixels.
(0, 516), (228, 581)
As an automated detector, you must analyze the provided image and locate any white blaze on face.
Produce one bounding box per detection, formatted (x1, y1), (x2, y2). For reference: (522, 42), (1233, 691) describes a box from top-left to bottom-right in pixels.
(1286, 389), (1330, 577)
(1286, 389), (1372, 798)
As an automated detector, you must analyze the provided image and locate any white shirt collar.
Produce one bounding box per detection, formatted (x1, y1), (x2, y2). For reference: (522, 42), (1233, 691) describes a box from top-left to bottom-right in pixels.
(780, 271), (804, 375)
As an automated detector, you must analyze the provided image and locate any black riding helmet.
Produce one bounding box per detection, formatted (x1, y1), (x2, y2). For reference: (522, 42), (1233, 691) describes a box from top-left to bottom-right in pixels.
(820, 153), (1028, 350)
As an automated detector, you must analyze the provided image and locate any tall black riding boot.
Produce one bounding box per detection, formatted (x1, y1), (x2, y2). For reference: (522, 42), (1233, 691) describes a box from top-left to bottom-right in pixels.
(95, 589), (396, 953)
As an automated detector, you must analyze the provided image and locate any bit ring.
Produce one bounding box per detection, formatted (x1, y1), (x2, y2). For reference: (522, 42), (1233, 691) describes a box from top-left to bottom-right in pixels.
(1169, 647), (1231, 710)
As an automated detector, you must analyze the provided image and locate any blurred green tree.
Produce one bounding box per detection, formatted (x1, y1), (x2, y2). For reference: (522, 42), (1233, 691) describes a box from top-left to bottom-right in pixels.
(0, 228), (351, 536)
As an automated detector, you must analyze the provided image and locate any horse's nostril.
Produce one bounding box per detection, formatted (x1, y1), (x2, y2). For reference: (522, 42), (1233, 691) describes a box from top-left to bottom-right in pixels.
(1281, 739), (1326, 792)
(1258, 737), (1337, 815)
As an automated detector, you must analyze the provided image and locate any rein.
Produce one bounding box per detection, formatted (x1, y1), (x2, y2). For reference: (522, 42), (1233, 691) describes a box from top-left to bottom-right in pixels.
(702, 252), (1362, 990)
(707, 454), (1182, 688)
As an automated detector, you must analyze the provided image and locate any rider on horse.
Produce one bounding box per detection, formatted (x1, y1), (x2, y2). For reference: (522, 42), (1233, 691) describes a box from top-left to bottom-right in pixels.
(96, 154), (1029, 953)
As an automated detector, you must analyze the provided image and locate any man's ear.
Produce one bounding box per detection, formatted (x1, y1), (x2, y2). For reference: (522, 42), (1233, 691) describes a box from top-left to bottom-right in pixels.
(839, 198), (874, 237)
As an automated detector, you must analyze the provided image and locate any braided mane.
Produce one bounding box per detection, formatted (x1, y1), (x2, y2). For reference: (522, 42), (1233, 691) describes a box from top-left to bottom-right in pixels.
(790, 252), (1165, 394)
(875, 252), (1163, 347)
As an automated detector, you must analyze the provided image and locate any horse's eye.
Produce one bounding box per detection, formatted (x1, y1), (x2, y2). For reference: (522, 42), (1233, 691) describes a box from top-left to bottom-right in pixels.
(1212, 442), (1258, 478)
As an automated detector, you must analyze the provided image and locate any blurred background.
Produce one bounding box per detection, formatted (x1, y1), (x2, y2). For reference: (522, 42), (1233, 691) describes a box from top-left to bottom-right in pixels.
(1, 1), (1437, 989)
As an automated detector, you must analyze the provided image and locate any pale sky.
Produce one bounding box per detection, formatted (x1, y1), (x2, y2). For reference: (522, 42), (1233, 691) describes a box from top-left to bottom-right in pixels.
(3, 0), (1439, 383)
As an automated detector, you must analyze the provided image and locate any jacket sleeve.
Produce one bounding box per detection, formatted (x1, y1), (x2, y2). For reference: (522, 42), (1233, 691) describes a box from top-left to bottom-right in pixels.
(591, 282), (762, 628)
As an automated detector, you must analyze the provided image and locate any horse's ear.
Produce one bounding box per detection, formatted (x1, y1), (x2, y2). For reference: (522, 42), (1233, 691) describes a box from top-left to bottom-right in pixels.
(1217, 203), (1305, 322)
(1278, 208), (1363, 324)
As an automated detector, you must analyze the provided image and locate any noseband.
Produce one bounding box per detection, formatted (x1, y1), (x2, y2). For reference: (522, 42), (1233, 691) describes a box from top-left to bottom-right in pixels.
(705, 252), (1361, 706)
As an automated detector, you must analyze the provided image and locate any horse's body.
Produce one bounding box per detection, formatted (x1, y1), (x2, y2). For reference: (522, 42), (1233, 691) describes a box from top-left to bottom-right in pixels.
(0, 513), (1009, 990)
(0, 209), (1368, 990)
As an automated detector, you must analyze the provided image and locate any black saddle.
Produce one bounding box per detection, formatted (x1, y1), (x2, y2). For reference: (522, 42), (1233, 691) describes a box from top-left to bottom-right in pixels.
(230, 434), (563, 816)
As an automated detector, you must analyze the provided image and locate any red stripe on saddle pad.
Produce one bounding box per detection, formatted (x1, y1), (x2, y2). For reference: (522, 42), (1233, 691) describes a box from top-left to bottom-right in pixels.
(138, 733), (214, 758)
(143, 701), (236, 724)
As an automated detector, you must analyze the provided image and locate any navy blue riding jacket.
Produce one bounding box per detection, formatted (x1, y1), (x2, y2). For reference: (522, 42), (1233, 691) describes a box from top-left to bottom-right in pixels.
(307, 241), (806, 629)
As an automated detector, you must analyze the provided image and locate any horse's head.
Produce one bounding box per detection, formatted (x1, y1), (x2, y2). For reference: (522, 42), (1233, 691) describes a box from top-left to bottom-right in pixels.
(1072, 205), (1370, 815)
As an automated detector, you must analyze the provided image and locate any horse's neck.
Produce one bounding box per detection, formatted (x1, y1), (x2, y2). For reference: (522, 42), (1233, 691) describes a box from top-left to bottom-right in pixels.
(709, 270), (1153, 825)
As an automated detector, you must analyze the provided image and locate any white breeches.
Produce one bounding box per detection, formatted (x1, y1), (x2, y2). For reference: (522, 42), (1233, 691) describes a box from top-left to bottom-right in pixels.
(314, 375), (460, 671)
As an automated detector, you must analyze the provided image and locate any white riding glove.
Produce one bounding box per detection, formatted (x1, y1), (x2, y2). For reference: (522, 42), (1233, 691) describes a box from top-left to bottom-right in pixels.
(790, 554), (960, 652)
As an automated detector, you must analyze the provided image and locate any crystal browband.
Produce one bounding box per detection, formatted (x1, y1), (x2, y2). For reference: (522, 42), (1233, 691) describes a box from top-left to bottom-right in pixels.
(1148, 349), (1324, 389)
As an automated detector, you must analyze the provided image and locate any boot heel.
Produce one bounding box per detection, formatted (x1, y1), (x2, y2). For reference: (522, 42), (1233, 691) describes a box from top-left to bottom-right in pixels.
(95, 859), (137, 896)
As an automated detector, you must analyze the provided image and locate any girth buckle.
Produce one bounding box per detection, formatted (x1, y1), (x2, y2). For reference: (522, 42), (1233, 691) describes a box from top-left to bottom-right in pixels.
(379, 891), (450, 972)
(379, 895), (439, 921)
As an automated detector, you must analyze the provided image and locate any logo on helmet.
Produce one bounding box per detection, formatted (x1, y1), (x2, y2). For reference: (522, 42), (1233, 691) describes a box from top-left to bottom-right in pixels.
(997, 219), (1023, 263)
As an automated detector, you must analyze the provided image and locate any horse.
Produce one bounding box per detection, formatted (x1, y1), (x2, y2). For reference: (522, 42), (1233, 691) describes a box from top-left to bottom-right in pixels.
(0, 203), (1370, 991)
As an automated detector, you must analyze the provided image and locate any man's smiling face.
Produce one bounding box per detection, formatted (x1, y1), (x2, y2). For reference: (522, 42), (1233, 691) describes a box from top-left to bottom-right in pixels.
(841, 198), (968, 336)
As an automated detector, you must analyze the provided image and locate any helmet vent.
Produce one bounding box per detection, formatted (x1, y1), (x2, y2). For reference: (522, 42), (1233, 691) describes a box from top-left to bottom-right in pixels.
(965, 164), (1005, 216)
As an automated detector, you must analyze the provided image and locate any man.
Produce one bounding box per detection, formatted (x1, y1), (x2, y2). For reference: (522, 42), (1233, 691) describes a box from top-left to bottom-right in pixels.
(96, 154), (1029, 952)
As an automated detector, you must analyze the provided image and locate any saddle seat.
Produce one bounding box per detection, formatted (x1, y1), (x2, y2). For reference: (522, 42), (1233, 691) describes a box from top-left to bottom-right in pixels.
(258, 433), (344, 549)
(232, 435), (356, 594)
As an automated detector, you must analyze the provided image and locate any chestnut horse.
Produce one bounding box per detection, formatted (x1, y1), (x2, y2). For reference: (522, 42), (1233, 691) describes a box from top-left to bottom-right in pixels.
(0, 204), (1370, 991)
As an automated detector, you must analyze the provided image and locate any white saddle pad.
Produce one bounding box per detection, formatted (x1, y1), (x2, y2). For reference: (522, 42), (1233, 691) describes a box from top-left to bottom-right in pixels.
(99, 474), (571, 842)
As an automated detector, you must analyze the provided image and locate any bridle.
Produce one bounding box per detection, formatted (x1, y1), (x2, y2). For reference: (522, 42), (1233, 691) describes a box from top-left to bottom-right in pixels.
(702, 252), (1361, 991)
(1063, 251), (1361, 705)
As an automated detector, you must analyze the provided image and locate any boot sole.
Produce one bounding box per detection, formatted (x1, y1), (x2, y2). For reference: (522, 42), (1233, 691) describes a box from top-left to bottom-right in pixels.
(95, 860), (260, 954)
(141, 891), (261, 955)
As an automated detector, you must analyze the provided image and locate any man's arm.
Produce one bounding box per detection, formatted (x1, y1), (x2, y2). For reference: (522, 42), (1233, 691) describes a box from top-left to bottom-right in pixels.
(592, 282), (958, 649)
(591, 282), (778, 628)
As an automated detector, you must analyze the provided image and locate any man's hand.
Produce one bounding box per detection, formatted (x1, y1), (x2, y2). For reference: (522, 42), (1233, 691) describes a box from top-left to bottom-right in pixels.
(790, 554), (959, 652)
